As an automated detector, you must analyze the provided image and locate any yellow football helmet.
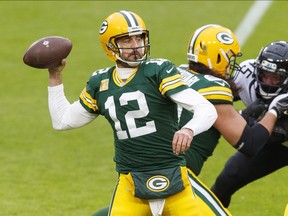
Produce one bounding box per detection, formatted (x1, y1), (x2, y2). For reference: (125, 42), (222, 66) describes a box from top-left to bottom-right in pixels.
(99, 10), (150, 66)
(187, 24), (241, 77)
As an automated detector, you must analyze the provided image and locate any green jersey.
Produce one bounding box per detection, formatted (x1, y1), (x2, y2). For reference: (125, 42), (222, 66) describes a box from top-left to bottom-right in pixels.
(178, 64), (233, 175)
(80, 59), (188, 173)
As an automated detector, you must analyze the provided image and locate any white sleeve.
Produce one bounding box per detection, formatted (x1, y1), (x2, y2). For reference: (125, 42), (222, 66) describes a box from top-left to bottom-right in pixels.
(48, 84), (97, 130)
(170, 88), (217, 136)
(269, 93), (288, 109)
(233, 59), (258, 106)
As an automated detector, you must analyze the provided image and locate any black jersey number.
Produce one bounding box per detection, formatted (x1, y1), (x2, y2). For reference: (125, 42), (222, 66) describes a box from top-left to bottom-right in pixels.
(105, 90), (156, 139)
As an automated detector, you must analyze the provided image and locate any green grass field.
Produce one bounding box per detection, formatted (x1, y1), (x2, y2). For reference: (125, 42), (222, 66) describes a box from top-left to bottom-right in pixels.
(1, 1), (288, 215)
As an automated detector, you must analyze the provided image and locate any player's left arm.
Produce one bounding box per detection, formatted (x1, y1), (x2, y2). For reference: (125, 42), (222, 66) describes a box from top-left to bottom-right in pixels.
(156, 59), (217, 154)
(170, 88), (217, 135)
(156, 59), (218, 134)
(170, 88), (217, 155)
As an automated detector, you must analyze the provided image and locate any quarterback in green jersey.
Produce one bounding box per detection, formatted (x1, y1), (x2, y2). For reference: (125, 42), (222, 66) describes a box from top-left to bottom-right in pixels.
(46, 10), (222, 216)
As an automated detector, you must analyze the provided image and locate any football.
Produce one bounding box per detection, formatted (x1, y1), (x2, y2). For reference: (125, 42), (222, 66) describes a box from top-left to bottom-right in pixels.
(23, 36), (73, 69)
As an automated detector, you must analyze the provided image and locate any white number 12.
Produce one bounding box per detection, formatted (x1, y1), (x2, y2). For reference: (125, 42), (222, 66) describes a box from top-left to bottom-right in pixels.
(104, 90), (156, 139)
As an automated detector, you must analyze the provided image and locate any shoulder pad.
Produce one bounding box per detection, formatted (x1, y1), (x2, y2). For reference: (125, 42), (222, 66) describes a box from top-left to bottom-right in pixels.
(87, 67), (114, 86)
(91, 67), (112, 77)
(144, 58), (173, 67)
(203, 74), (230, 87)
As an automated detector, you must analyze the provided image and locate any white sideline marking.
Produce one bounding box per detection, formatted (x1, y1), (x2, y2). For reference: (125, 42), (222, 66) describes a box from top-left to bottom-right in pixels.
(235, 1), (273, 46)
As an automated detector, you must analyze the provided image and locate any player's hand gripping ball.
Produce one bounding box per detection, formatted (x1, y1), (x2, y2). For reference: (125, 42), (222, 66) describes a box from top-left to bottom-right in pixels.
(23, 36), (72, 69)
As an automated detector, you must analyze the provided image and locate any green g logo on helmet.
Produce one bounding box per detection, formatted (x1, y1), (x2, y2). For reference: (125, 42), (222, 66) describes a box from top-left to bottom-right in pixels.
(217, 32), (234, 45)
(99, 20), (108, 35)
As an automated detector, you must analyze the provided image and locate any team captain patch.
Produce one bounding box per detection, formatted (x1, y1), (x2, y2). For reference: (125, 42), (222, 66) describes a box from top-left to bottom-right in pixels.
(100, 79), (109, 91)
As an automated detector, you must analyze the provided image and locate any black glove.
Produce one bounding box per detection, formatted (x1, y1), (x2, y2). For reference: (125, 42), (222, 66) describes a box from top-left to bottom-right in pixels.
(269, 117), (288, 143)
(271, 96), (288, 119)
(241, 99), (267, 122)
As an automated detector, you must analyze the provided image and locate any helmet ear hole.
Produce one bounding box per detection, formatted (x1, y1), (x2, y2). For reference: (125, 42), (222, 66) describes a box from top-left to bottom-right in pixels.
(199, 41), (203, 50)
(217, 54), (221, 64)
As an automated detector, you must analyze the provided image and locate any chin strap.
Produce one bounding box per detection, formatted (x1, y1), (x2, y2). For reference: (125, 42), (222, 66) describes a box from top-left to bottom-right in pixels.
(149, 199), (165, 216)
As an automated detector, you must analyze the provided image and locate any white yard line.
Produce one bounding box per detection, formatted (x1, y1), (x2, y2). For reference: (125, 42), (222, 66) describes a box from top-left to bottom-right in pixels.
(235, 1), (273, 46)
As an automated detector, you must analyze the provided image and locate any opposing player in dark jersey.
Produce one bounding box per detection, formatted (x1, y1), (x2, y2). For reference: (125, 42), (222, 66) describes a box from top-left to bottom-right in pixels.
(46, 10), (222, 216)
(211, 40), (288, 208)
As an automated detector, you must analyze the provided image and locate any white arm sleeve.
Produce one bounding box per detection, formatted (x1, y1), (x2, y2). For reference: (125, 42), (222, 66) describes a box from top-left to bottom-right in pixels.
(48, 84), (97, 130)
(170, 88), (217, 136)
(233, 59), (258, 106)
(269, 93), (288, 109)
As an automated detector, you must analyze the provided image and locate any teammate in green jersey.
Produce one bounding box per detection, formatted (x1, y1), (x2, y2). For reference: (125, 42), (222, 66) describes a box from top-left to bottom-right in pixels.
(179, 24), (282, 175)
(46, 10), (222, 216)
(179, 25), (288, 215)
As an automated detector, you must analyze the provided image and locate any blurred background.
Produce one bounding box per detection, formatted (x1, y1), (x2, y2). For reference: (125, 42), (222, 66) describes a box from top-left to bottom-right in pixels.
(1, 1), (287, 215)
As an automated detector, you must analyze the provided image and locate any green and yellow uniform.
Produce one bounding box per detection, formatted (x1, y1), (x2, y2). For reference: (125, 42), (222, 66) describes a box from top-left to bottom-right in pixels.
(178, 64), (233, 175)
(81, 59), (201, 215)
(80, 59), (187, 173)
(90, 60), (231, 216)
(179, 64), (233, 216)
